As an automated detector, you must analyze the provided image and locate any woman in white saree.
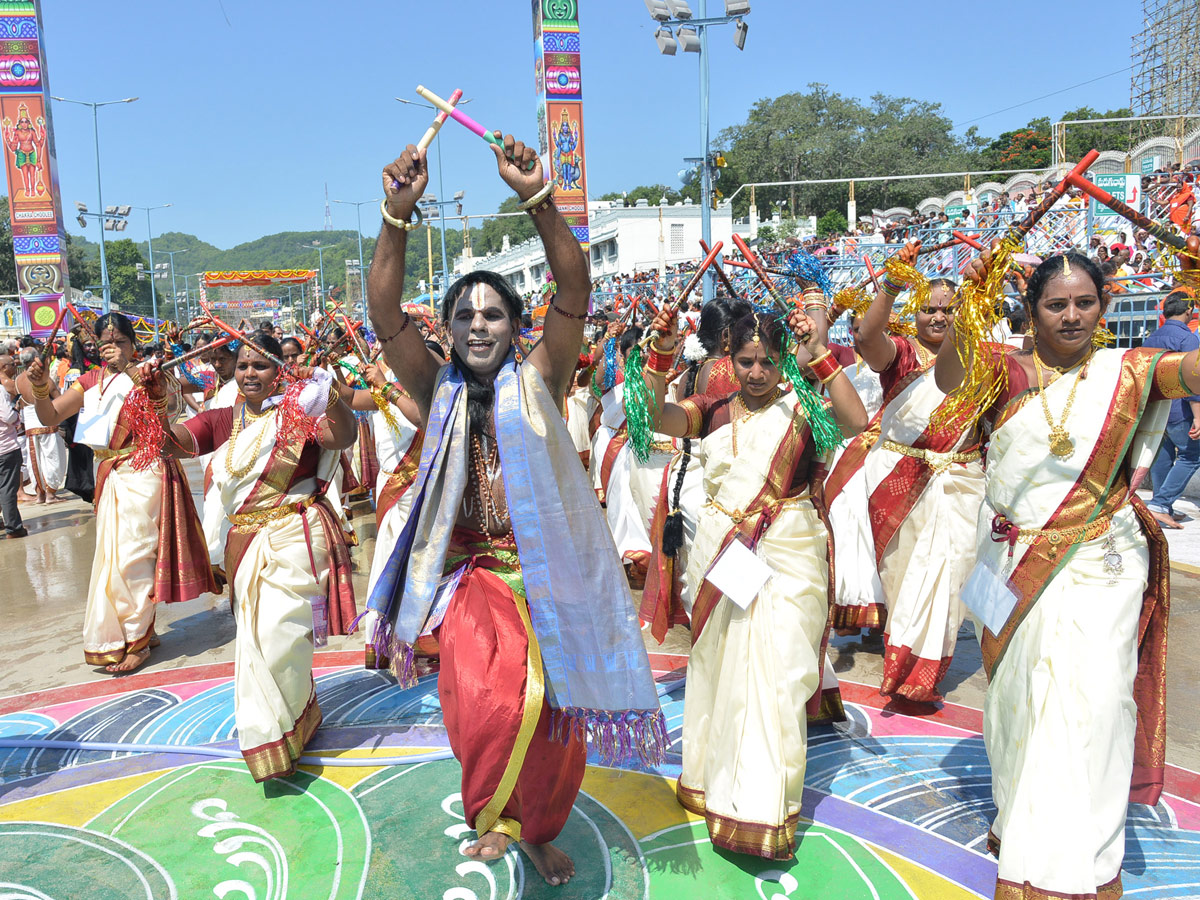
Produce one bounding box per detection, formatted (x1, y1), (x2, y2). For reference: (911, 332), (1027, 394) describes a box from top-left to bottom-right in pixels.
(641, 306), (866, 859)
(936, 244), (1200, 900)
(25, 313), (215, 674)
(155, 334), (359, 782)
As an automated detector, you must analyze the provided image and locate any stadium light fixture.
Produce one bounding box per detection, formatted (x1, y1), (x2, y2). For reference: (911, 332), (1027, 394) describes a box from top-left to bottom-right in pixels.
(678, 26), (701, 52)
(74, 201), (87, 213)
(724, 0), (750, 14)
(666, 0), (693, 18)
(655, 26), (678, 54)
(733, 18), (748, 50)
(643, 0), (671, 21)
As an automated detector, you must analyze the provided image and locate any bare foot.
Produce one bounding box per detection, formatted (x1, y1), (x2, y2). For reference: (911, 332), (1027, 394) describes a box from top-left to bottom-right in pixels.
(520, 840), (574, 886)
(463, 831), (512, 860)
(106, 648), (150, 674)
(148, 630), (161, 648)
(1151, 510), (1184, 530)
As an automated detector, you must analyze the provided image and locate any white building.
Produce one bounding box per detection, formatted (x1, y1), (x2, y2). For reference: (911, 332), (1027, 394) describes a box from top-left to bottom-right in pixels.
(457, 199), (743, 293)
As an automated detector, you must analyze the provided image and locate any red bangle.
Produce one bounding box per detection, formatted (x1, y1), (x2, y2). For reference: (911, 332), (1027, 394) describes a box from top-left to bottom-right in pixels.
(808, 350), (839, 382)
(647, 349), (674, 374)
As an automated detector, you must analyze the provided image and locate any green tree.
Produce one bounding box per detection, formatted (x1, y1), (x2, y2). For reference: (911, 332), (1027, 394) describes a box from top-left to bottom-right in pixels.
(473, 196), (537, 256)
(0, 197), (15, 295)
(63, 230), (100, 292)
(102, 239), (152, 315)
(715, 84), (983, 221)
(596, 184), (683, 206)
(817, 210), (848, 237)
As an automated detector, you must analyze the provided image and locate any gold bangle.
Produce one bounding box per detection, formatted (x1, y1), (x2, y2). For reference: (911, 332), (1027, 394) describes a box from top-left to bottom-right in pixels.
(517, 180), (557, 211)
(818, 364), (844, 385)
(807, 349), (833, 369)
(325, 382), (340, 412)
(380, 198), (424, 231)
(650, 340), (677, 355)
(30, 380), (50, 399)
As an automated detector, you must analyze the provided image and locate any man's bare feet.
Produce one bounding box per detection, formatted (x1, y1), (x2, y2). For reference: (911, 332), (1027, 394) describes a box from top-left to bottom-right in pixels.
(105, 648), (150, 674)
(463, 831), (512, 860)
(1151, 509), (1184, 530)
(520, 841), (574, 886)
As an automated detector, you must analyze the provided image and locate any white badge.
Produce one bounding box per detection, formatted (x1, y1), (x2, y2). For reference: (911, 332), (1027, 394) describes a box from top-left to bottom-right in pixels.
(74, 407), (114, 450)
(961, 552), (1020, 636)
(704, 538), (773, 611)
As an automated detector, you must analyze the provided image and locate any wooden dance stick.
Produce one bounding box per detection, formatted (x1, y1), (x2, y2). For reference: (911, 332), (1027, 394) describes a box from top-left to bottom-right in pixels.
(1064, 172), (1188, 251)
(418, 88), (463, 151)
(1007, 150), (1100, 243)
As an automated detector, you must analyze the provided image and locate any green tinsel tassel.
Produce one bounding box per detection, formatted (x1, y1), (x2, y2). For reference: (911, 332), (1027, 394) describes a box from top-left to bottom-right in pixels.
(778, 334), (844, 455)
(622, 343), (656, 464)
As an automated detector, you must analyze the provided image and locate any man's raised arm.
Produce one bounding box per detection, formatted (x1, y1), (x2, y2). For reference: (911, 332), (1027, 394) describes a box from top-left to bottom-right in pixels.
(368, 143), (443, 422)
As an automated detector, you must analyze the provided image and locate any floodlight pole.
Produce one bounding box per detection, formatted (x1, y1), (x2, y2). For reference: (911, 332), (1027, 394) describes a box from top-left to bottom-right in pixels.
(52, 96), (138, 313)
(698, 0), (713, 303)
(131, 203), (171, 331)
(332, 198), (375, 326)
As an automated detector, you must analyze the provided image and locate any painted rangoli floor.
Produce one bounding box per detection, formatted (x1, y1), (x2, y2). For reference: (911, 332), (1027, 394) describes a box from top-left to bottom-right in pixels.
(2, 650), (1198, 899)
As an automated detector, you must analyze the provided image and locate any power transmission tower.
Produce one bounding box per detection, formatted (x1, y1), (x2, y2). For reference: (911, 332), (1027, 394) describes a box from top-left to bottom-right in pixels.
(323, 183), (333, 232)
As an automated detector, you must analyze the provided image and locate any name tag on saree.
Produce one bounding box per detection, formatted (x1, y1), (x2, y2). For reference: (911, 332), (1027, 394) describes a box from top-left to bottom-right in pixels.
(74, 407), (114, 449)
(962, 553), (1019, 636)
(705, 538), (772, 611)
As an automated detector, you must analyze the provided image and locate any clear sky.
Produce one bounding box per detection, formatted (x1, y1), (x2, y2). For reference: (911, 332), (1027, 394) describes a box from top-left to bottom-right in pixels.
(42, 0), (1143, 250)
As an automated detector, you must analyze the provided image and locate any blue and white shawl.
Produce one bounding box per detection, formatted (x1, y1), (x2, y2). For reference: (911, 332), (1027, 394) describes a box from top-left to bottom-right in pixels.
(364, 354), (666, 765)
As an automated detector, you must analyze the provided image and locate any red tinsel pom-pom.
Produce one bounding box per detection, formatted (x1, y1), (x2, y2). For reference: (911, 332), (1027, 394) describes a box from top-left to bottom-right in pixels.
(275, 378), (321, 447)
(124, 386), (166, 471)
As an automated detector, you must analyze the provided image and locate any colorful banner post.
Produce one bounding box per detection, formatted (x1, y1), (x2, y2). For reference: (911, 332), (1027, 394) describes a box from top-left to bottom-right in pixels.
(533, 0), (589, 251)
(0, 2), (69, 329)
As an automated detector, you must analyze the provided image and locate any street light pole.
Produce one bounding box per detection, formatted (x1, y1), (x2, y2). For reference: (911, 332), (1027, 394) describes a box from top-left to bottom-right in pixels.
(299, 242), (328, 311)
(51, 96), (138, 314)
(698, 0), (714, 303)
(131, 203), (171, 331)
(331, 198), (376, 326)
(160, 248), (187, 322)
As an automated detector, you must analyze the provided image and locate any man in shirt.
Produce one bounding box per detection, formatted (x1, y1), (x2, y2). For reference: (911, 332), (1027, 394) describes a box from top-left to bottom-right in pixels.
(0, 354), (26, 538)
(1143, 291), (1200, 528)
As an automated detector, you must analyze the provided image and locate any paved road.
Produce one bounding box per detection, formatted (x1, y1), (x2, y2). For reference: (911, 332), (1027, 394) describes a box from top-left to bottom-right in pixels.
(2, 471), (1198, 770)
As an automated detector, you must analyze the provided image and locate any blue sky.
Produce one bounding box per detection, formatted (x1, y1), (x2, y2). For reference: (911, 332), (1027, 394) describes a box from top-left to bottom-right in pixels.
(42, 0), (1142, 249)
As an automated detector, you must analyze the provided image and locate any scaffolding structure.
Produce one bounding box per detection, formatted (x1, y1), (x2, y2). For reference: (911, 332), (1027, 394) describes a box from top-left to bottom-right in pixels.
(1130, 0), (1200, 120)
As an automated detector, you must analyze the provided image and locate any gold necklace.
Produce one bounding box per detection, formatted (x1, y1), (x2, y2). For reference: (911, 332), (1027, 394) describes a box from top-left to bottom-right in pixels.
(1032, 346), (1092, 459)
(731, 386), (782, 457)
(225, 404), (271, 479)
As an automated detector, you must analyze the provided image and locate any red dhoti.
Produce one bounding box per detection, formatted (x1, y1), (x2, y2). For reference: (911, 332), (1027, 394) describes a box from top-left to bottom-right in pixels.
(435, 531), (586, 844)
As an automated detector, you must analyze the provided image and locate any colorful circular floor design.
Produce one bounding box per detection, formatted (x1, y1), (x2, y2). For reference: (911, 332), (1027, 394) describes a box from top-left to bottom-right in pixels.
(2, 650), (1199, 898)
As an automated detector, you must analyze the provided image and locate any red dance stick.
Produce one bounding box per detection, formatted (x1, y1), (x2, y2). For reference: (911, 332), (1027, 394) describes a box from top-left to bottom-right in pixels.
(1007, 150), (1099, 243)
(64, 301), (99, 343)
(951, 230), (985, 251)
(862, 255), (880, 290)
(39, 303), (69, 360)
(699, 239), (744, 298)
(730, 233), (791, 315)
(640, 241), (723, 347)
(160, 336), (232, 371)
(199, 301), (289, 370)
(1064, 172), (1188, 251)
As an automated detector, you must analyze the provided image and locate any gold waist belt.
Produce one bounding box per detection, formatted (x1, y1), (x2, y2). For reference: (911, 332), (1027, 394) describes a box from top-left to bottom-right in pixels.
(26, 426), (58, 437)
(881, 440), (981, 474)
(998, 509), (1118, 549)
(228, 497), (316, 532)
(650, 440), (675, 453)
(705, 493), (811, 526)
(92, 446), (134, 460)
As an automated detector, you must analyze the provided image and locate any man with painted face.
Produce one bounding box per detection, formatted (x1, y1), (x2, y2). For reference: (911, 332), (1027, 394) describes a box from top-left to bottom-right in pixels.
(827, 240), (986, 704)
(365, 132), (663, 887)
